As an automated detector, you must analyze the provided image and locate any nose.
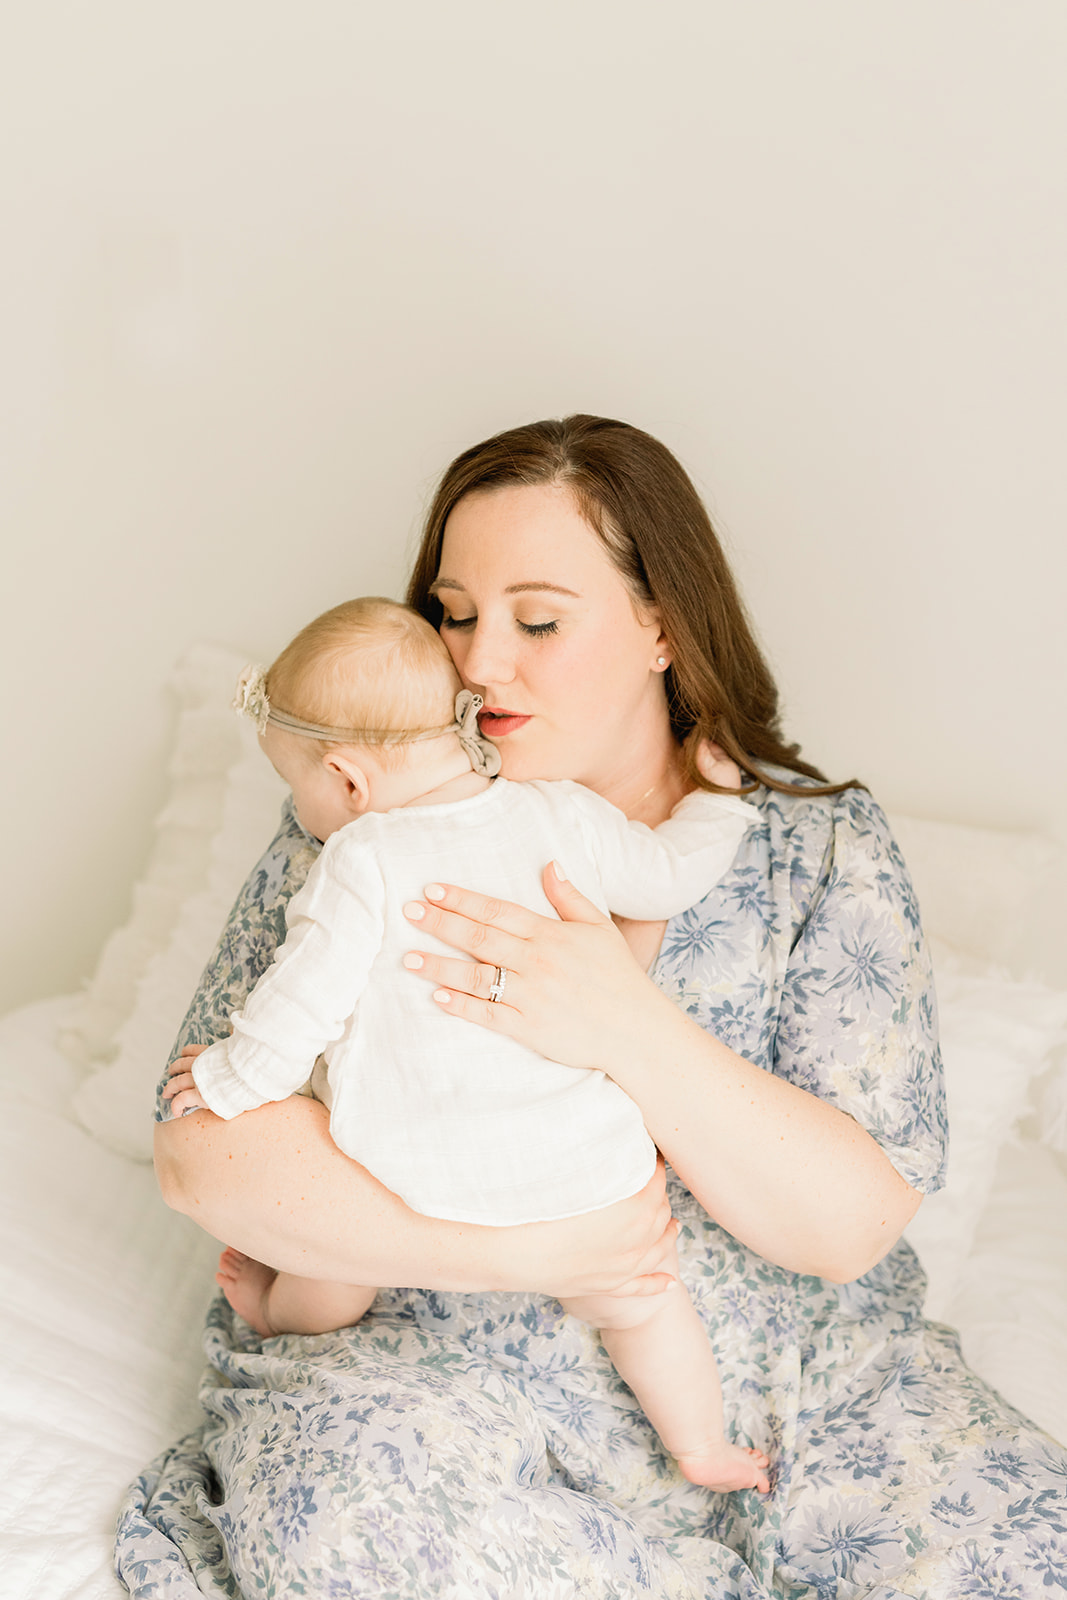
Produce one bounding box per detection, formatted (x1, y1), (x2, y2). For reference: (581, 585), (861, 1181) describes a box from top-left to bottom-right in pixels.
(456, 618), (516, 695)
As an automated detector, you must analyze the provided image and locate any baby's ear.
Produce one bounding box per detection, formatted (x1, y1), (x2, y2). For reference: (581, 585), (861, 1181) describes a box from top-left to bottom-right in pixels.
(325, 750), (372, 814)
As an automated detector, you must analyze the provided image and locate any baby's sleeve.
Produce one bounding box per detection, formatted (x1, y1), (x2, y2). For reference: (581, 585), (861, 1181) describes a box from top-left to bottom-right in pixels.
(774, 788), (948, 1193)
(566, 783), (755, 920)
(191, 831), (386, 1119)
(154, 799), (321, 1120)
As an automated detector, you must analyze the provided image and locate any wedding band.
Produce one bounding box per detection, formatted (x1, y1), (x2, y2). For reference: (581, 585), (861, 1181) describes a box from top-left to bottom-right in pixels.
(488, 966), (508, 1003)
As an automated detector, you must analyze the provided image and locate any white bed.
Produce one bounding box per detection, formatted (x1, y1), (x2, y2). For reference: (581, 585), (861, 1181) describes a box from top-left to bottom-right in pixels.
(2, 646), (1066, 1600)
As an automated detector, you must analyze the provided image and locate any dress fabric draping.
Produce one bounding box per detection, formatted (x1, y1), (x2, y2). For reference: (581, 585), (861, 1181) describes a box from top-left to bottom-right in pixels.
(115, 781), (1067, 1599)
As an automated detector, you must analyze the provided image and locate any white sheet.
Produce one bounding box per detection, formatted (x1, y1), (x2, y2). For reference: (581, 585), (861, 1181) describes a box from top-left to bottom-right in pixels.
(0, 998), (218, 1600)
(946, 1135), (1067, 1446)
(1, 995), (1064, 1600)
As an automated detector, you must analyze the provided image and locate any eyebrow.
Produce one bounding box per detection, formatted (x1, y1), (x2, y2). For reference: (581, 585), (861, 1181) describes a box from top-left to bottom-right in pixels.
(430, 579), (581, 599)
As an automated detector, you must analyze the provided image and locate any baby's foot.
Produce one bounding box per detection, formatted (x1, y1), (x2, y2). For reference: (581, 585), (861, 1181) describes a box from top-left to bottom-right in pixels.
(675, 1442), (771, 1494)
(216, 1247), (278, 1338)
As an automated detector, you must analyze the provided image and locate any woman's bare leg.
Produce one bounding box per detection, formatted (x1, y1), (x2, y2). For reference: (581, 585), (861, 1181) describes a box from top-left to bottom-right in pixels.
(216, 1247), (377, 1338)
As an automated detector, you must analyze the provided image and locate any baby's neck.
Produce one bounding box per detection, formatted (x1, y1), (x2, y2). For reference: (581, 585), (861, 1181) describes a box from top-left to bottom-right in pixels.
(391, 740), (493, 810)
(403, 768), (492, 808)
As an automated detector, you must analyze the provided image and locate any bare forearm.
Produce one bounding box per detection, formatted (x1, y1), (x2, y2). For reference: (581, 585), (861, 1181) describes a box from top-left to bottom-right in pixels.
(612, 997), (921, 1283)
(154, 1095), (676, 1298)
(155, 1097), (512, 1292)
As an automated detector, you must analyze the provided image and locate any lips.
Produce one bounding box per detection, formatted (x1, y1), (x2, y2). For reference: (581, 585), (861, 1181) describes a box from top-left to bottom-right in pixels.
(477, 707), (532, 738)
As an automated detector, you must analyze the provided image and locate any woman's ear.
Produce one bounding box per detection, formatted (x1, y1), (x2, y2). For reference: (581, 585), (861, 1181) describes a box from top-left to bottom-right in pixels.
(634, 602), (670, 671)
(324, 751), (372, 815)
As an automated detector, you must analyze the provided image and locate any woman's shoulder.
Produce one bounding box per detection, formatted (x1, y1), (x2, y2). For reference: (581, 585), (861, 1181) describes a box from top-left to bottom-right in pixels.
(245, 796), (322, 896)
(743, 769), (919, 939)
(745, 766), (898, 850)
(743, 770), (944, 1193)
(746, 764), (884, 829)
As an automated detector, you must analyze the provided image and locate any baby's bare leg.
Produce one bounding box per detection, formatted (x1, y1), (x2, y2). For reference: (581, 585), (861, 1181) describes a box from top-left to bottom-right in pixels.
(216, 1247), (377, 1338)
(561, 1252), (770, 1493)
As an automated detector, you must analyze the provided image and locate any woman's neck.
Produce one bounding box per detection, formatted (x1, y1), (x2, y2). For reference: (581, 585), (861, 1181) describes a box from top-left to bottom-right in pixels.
(592, 730), (691, 826)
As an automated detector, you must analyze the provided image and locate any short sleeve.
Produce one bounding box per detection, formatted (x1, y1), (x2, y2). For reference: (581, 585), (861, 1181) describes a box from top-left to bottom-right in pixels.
(153, 797), (321, 1119)
(774, 788), (948, 1193)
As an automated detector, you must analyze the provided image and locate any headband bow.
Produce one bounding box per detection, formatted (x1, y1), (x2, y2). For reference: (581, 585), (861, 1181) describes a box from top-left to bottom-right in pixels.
(233, 667), (502, 778)
(452, 690), (502, 777)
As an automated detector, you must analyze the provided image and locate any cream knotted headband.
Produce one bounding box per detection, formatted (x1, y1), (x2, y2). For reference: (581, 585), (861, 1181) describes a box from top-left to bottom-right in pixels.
(232, 665), (502, 778)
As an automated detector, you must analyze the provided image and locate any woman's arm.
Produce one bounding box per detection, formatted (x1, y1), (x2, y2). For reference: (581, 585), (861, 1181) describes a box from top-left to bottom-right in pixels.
(155, 1095), (678, 1299)
(576, 981), (922, 1284)
(400, 859), (924, 1285)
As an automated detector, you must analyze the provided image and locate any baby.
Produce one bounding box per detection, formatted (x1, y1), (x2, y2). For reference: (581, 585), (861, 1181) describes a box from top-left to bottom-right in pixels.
(164, 597), (771, 1494)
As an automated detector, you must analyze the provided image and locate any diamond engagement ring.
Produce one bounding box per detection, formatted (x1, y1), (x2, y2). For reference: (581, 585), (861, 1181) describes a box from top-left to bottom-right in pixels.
(488, 966), (508, 1003)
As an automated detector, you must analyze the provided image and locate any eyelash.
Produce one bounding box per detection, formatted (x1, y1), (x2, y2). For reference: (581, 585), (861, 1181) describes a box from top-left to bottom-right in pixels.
(441, 616), (559, 638)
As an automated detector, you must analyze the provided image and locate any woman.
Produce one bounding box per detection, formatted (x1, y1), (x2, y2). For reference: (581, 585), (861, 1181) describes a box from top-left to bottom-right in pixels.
(120, 416), (1067, 1598)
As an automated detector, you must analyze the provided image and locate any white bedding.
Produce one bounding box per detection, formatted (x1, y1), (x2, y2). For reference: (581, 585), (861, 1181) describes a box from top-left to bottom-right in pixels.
(0, 997), (218, 1600)
(2, 992), (1066, 1600)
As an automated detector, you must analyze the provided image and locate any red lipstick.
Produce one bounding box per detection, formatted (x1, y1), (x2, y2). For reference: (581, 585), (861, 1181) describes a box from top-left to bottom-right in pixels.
(477, 707), (532, 738)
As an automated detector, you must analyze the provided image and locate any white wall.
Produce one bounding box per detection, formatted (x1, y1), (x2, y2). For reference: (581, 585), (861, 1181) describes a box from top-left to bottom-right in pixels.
(3, 2), (1065, 1012)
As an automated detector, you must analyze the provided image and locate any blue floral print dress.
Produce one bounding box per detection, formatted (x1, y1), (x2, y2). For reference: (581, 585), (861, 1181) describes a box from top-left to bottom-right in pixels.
(116, 780), (1067, 1599)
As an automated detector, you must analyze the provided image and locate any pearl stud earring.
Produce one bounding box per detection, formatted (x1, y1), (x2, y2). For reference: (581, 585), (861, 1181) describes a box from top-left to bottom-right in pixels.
(656, 656), (668, 667)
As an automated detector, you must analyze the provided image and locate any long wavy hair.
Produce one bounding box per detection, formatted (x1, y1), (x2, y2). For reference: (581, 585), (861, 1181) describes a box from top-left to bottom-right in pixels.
(406, 414), (858, 796)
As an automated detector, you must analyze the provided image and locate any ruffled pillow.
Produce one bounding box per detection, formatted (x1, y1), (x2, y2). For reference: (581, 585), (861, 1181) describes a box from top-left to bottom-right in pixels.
(65, 644), (286, 1160)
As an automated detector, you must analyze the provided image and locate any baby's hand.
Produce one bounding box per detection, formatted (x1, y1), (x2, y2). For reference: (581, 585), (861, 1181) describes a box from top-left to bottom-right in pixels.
(163, 1045), (209, 1118)
(162, 1068), (203, 1118)
(172, 1042), (209, 1068)
(695, 738), (742, 791)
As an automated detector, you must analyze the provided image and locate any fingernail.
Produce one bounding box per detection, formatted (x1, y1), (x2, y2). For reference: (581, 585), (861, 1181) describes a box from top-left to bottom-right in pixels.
(551, 859), (568, 882)
(403, 953), (424, 970)
(425, 883), (445, 900)
(182, 1105), (199, 1117)
(433, 989), (451, 1005)
(404, 902), (425, 921)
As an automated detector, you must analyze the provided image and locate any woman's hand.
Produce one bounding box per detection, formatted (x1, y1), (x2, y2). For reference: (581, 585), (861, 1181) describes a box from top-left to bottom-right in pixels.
(401, 863), (676, 1074)
(505, 1157), (679, 1301)
(695, 739), (742, 790)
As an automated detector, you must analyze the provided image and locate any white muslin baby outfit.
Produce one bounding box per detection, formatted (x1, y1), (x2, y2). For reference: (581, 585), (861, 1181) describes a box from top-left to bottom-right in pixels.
(192, 778), (752, 1224)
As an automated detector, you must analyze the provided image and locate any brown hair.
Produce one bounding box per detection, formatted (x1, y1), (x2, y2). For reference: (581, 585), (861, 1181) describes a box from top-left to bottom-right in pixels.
(266, 596), (461, 768)
(406, 414), (858, 796)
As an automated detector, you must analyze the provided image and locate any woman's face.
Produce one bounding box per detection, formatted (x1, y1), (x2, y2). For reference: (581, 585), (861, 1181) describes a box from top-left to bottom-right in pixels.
(433, 482), (671, 790)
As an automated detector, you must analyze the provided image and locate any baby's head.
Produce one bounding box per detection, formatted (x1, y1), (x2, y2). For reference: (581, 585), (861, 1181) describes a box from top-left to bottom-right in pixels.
(245, 597), (481, 841)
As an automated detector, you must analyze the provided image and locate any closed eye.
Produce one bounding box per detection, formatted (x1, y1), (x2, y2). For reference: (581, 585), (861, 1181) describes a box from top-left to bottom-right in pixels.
(441, 615), (559, 637)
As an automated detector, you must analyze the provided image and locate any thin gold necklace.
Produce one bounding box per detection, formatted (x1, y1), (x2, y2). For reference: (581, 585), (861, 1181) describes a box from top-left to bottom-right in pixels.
(635, 755), (687, 812)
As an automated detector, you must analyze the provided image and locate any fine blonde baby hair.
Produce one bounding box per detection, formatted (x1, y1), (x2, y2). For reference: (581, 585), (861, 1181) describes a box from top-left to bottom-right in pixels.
(265, 597), (462, 768)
